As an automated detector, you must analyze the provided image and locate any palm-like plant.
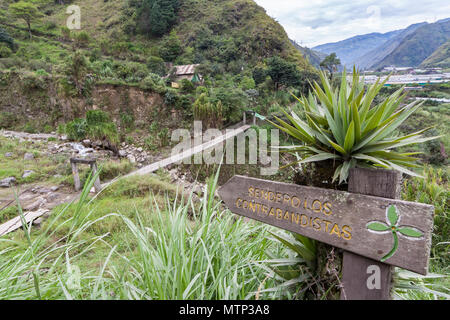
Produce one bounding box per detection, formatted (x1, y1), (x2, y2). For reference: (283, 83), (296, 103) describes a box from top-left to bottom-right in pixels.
(269, 68), (440, 184)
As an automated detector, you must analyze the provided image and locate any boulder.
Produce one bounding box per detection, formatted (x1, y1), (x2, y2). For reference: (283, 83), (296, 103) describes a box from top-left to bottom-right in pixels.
(82, 139), (92, 147)
(4, 152), (13, 158)
(118, 150), (127, 158)
(22, 170), (35, 178)
(24, 153), (35, 160)
(0, 177), (16, 188)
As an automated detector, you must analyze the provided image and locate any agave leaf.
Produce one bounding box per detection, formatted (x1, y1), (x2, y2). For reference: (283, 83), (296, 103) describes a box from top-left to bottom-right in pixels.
(339, 160), (351, 184)
(332, 163), (343, 183)
(352, 153), (391, 168)
(351, 101), (361, 142)
(375, 101), (424, 141)
(363, 98), (389, 135)
(269, 117), (315, 145)
(282, 111), (317, 142)
(344, 121), (355, 152)
(384, 160), (423, 178)
(313, 81), (333, 114)
(322, 105), (344, 146)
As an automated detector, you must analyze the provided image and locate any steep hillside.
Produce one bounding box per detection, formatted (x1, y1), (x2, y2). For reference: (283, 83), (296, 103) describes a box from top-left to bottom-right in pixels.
(312, 30), (402, 68)
(290, 40), (325, 69)
(0, 0), (314, 131)
(372, 20), (450, 69)
(421, 41), (450, 68)
(354, 22), (427, 70)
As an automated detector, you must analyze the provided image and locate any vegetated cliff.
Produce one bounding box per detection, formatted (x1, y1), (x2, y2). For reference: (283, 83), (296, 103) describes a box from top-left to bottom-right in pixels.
(0, 0), (315, 130)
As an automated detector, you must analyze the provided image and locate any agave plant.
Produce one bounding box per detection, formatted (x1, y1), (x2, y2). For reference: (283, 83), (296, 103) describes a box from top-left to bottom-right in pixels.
(269, 68), (440, 184)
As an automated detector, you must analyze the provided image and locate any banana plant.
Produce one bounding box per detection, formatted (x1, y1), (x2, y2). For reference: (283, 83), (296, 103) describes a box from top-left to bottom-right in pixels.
(268, 67), (441, 184)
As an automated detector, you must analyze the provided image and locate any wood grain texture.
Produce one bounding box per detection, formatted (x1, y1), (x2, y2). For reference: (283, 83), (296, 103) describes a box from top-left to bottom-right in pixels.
(218, 175), (434, 275)
(341, 168), (399, 300)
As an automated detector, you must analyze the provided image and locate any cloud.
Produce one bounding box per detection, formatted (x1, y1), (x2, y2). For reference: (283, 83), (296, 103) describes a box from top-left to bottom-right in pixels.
(254, 0), (450, 47)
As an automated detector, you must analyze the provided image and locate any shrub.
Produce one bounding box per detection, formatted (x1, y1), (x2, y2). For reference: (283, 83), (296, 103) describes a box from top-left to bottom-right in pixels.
(113, 61), (148, 82)
(0, 44), (12, 58)
(240, 76), (255, 90)
(0, 111), (18, 129)
(139, 73), (166, 93)
(74, 31), (90, 47)
(65, 110), (119, 146)
(164, 89), (178, 105)
(159, 30), (183, 62)
(147, 55), (167, 76)
(65, 118), (87, 141)
(60, 26), (71, 40)
(0, 27), (14, 50)
(180, 79), (195, 93)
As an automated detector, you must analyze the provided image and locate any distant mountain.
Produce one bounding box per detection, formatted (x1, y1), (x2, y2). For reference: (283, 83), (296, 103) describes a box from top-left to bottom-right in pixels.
(372, 20), (450, 69)
(312, 30), (402, 68)
(291, 40), (326, 68)
(353, 22), (427, 70)
(420, 41), (450, 68)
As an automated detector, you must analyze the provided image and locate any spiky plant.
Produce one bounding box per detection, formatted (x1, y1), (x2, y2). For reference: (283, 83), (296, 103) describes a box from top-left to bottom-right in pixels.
(269, 69), (440, 184)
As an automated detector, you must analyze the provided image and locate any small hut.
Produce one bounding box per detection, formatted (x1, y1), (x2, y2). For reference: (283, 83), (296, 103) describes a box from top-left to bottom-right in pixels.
(166, 64), (203, 87)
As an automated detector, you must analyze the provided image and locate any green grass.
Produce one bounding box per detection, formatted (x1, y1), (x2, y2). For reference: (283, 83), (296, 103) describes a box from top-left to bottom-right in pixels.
(0, 169), (286, 300)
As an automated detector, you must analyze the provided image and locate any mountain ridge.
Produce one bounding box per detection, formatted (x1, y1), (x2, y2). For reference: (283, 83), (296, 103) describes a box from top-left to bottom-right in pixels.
(313, 18), (450, 70)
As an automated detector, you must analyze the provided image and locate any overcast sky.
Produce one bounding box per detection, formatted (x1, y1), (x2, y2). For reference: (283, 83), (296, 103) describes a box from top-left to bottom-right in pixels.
(254, 0), (450, 48)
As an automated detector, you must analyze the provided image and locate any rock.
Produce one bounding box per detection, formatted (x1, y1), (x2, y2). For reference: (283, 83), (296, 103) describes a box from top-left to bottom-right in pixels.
(118, 150), (127, 158)
(137, 147), (143, 152)
(82, 139), (91, 147)
(33, 218), (43, 226)
(24, 153), (35, 160)
(5, 152), (13, 158)
(24, 198), (46, 211)
(0, 177), (16, 188)
(59, 135), (68, 141)
(50, 186), (60, 192)
(192, 184), (204, 196)
(127, 154), (136, 164)
(22, 170), (35, 178)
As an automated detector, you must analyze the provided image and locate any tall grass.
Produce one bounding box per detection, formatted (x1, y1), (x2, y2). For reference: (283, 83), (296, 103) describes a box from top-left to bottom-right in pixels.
(0, 170), (280, 300)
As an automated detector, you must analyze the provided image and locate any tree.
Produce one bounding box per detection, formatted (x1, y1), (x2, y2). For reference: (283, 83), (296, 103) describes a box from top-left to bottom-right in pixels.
(64, 51), (90, 95)
(159, 30), (183, 62)
(266, 56), (302, 90)
(147, 55), (167, 76)
(320, 53), (341, 81)
(9, 1), (43, 39)
(0, 27), (14, 50)
(137, 0), (179, 37)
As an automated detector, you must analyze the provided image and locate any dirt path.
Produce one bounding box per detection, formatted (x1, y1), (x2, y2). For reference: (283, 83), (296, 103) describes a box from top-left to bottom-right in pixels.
(103, 124), (251, 187)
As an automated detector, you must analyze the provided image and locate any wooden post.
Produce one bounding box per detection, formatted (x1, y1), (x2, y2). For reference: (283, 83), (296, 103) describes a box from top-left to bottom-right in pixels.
(243, 112), (246, 125)
(253, 114), (256, 126)
(71, 161), (81, 191)
(90, 163), (102, 193)
(340, 168), (402, 300)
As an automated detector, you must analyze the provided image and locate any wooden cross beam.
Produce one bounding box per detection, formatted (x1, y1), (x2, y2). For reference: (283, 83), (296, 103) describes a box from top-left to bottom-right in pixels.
(70, 158), (102, 193)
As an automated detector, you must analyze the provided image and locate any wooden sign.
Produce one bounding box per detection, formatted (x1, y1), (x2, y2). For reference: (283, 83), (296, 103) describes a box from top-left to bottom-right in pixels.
(218, 175), (434, 275)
